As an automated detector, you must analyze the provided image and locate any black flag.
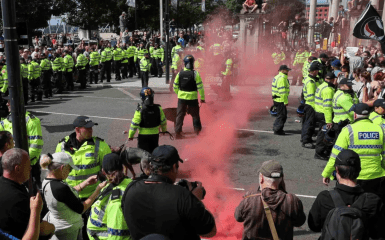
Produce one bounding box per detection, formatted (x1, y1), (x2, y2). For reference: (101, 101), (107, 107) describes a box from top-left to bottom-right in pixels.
(353, 3), (385, 52)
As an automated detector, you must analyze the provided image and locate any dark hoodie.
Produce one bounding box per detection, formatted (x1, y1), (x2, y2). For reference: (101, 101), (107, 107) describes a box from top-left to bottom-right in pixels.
(234, 188), (306, 240)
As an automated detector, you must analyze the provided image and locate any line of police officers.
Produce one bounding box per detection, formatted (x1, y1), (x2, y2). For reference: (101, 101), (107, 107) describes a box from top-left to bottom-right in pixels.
(272, 53), (385, 203)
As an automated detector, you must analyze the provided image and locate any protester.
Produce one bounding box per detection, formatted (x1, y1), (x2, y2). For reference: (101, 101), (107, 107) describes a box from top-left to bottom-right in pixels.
(41, 152), (107, 240)
(122, 145), (216, 240)
(309, 150), (385, 238)
(0, 148), (55, 239)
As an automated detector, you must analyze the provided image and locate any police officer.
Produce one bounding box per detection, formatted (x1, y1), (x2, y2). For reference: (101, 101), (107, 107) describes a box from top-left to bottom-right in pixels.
(272, 65), (291, 135)
(63, 49), (74, 91)
(75, 48), (88, 89)
(87, 153), (132, 240)
(322, 103), (385, 202)
(369, 99), (385, 126)
(113, 45), (123, 81)
(170, 49), (183, 92)
(136, 42), (148, 79)
(173, 55), (205, 139)
(40, 53), (52, 98)
(0, 96), (44, 187)
(121, 46), (129, 79)
(221, 50), (234, 100)
(301, 61), (322, 148)
(102, 43), (113, 82)
(292, 46), (309, 86)
(52, 51), (64, 94)
(55, 116), (112, 239)
(271, 47), (286, 65)
(332, 78), (358, 138)
(154, 43), (164, 78)
(128, 87), (167, 153)
(0, 60), (8, 95)
(127, 42), (136, 78)
(89, 47), (100, 84)
(314, 72), (338, 160)
(20, 57), (29, 104)
(171, 41), (182, 59)
(28, 56), (42, 102)
(140, 52), (151, 88)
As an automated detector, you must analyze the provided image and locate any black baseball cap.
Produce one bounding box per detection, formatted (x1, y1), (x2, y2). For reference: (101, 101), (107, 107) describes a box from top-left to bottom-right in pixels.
(309, 62), (322, 71)
(335, 149), (361, 170)
(279, 65), (291, 71)
(339, 78), (354, 86)
(102, 153), (123, 173)
(319, 53), (329, 59)
(258, 160), (283, 178)
(373, 99), (385, 108)
(151, 145), (184, 166)
(351, 103), (370, 115)
(73, 116), (98, 128)
(325, 72), (336, 79)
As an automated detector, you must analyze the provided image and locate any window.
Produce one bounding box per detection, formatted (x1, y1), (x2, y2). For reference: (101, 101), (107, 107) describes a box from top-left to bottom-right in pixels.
(316, 14), (318, 16)
(324, 14), (327, 16)
(320, 9), (323, 12)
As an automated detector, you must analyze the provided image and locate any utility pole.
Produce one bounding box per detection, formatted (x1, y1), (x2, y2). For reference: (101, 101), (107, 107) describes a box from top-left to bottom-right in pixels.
(308, 0), (317, 47)
(160, 0), (164, 38)
(135, 0), (138, 30)
(165, 0), (170, 84)
(1, 0), (29, 187)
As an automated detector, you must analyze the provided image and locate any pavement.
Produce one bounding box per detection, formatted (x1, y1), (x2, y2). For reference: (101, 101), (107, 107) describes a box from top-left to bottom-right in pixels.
(28, 73), (325, 239)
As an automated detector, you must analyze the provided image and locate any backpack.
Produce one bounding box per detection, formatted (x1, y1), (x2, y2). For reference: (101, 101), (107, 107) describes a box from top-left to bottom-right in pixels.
(320, 190), (367, 240)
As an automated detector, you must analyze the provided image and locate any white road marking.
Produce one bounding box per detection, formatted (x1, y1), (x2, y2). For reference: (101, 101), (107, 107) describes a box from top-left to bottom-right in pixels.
(117, 88), (141, 100)
(60, 94), (134, 100)
(32, 110), (132, 121)
(237, 128), (274, 134)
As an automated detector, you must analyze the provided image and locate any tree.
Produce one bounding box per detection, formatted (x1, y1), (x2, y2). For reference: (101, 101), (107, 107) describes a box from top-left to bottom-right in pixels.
(225, 0), (244, 14)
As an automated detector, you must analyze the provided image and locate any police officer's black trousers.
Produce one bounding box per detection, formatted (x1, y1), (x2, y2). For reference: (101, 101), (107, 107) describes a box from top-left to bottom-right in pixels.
(170, 69), (177, 91)
(41, 71), (52, 97)
(136, 59), (141, 78)
(273, 101), (287, 133)
(100, 61), (111, 82)
(315, 112), (325, 134)
(175, 99), (202, 134)
(151, 58), (157, 76)
(128, 57), (135, 77)
(156, 58), (163, 77)
(121, 62), (128, 79)
(65, 71), (74, 91)
(53, 71), (63, 94)
(138, 134), (159, 153)
(78, 69), (86, 89)
(314, 112), (331, 156)
(29, 78), (42, 101)
(89, 66), (98, 84)
(115, 60), (121, 80)
(141, 71), (149, 87)
(22, 77), (29, 104)
(301, 104), (315, 144)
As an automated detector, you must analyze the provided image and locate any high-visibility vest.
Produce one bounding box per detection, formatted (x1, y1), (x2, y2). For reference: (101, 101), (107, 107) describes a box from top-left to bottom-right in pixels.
(0, 112), (43, 165)
(56, 136), (111, 199)
(76, 54), (88, 70)
(87, 178), (133, 240)
(127, 46), (136, 58)
(369, 111), (385, 127)
(28, 61), (41, 80)
(293, 51), (308, 66)
(64, 54), (74, 72)
(20, 63), (28, 78)
(173, 68), (205, 101)
(272, 72), (290, 104)
(121, 50), (129, 64)
(52, 57), (63, 72)
(272, 52), (286, 65)
(113, 48), (123, 61)
(90, 52), (101, 66)
(40, 59), (51, 71)
(104, 48), (113, 61)
(332, 89), (358, 123)
(222, 58), (233, 76)
(322, 119), (385, 180)
(303, 75), (321, 108)
(212, 43), (221, 56)
(128, 104), (167, 138)
(139, 58), (151, 72)
(315, 82), (335, 123)
(137, 48), (148, 60)
(171, 54), (181, 70)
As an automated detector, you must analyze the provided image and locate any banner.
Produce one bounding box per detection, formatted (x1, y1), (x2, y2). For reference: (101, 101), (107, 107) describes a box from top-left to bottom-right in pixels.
(126, 0), (135, 8)
(202, 0), (205, 12)
(353, 3), (385, 52)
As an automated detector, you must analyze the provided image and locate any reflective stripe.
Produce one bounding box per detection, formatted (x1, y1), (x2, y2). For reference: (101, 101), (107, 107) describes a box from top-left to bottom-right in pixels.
(359, 154), (381, 157)
(330, 153), (338, 158)
(334, 112), (348, 115)
(74, 162), (99, 170)
(0, 121), (4, 129)
(29, 135), (43, 140)
(87, 229), (108, 237)
(90, 217), (107, 228)
(348, 145), (383, 149)
(371, 115), (381, 121)
(29, 144), (43, 149)
(131, 122), (140, 126)
(333, 92), (344, 110)
(347, 125), (354, 145)
(108, 228), (131, 236)
(334, 145), (344, 151)
(67, 173), (96, 181)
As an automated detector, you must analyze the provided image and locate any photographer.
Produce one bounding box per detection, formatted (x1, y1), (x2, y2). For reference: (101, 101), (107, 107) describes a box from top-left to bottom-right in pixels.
(121, 145), (216, 240)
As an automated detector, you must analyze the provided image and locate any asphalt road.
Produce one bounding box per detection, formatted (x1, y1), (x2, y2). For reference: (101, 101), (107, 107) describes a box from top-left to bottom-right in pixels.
(26, 76), (331, 239)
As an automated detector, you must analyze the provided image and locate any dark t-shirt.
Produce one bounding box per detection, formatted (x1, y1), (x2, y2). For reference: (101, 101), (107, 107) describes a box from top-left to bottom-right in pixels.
(122, 178), (215, 240)
(0, 177), (30, 239)
(0, 156), (3, 177)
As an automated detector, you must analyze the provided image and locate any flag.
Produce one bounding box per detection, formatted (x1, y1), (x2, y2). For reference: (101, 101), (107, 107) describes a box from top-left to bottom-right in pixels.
(126, 0), (135, 8)
(353, 3), (385, 51)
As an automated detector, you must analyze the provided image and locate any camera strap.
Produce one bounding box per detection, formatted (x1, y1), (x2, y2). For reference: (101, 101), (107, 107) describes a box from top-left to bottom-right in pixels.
(146, 174), (174, 184)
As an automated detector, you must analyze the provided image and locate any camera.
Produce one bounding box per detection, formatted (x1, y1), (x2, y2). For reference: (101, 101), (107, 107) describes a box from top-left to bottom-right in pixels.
(176, 179), (206, 200)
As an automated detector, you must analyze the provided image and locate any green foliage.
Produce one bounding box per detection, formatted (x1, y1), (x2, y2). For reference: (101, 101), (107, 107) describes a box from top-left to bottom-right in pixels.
(225, 0), (244, 14)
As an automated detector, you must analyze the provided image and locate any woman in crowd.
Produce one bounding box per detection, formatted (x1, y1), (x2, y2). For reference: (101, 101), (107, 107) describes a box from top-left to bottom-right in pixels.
(41, 152), (107, 240)
(352, 68), (373, 102)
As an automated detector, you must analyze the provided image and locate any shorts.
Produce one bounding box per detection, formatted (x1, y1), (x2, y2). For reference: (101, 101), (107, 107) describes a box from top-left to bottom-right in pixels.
(245, 4), (256, 9)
